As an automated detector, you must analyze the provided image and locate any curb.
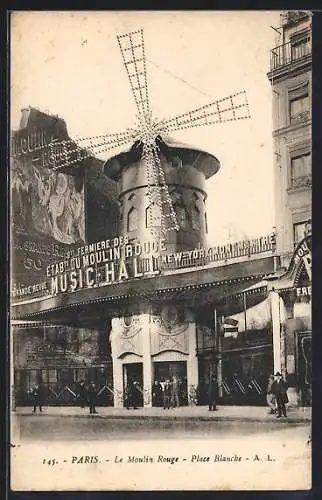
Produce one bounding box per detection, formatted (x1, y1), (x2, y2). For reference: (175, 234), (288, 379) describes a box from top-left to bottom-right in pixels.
(13, 412), (311, 424)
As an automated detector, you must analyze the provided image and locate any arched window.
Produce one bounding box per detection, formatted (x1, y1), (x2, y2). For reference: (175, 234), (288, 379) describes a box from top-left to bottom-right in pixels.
(145, 203), (162, 228)
(127, 207), (138, 232)
(191, 206), (201, 231)
(171, 156), (183, 169)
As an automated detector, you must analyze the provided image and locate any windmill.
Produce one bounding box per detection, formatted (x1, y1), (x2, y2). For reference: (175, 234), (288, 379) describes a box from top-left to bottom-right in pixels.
(37, 29), (251, 233)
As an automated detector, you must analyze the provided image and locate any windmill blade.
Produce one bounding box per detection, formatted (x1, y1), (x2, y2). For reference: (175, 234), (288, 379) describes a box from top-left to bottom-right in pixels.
(117, 29), (150, 119)
(143, 142), (179, 233)
(75, 129), (135, 150)
(161, 90), (251, 133)
(48, 130), (134, 172)
(51, 129), (133, 160)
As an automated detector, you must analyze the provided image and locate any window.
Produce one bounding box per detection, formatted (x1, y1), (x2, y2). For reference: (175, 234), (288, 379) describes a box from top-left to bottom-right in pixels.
(145, 203), (161, 228)
(291, 35), (311, 62)
(289, 83), (310, 124)
(293, 219), (311, 247)
(290, 94), (309, 123)
(127, 207), (138, 232)
(290, 153), (311, 188)
(170, 156), (182, 169)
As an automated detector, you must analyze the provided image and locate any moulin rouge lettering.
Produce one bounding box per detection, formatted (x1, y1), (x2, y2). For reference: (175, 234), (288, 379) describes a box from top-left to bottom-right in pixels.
(11, 130), (50, 157)
(48, 235), (167, 295)
(11, 129), (83, 170)
(50, 258), (161, 294)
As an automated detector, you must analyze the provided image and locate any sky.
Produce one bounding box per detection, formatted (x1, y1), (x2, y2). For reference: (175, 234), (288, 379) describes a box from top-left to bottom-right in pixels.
(10, 10), (281, 247)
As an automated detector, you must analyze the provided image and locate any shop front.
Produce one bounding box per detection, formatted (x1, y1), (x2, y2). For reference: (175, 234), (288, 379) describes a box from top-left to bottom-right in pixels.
(268, 235), (312, 406)
(196, 283), (274, 406)
(12, 321), (114, 406)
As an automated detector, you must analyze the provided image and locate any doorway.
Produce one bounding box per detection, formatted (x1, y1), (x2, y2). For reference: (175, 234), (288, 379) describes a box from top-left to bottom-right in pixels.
(296, 331), (312, 406)
(123, 363), (143, 407)
(153, 361), (188, 406)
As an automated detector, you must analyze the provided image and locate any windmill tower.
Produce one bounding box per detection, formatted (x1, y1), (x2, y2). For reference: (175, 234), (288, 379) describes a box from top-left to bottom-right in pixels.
(38, 28), (251, 407)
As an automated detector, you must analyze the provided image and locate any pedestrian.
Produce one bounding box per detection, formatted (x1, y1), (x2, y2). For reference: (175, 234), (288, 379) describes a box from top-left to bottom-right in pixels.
(271, 372), (288, 418)
(132, 381), (140, 409)
(88, 381), (98, 414)
(171, 375), (180, 408)
(31, 382), (43, 413)
(152, 380), (162, 407)
(125, 380), (134, 409)
(180, 376), (188, 406)
(78, 380), (87, 408)
(208, 375), (218, 411)
(266, 374), (277, 414)
(162, 379), (171, 410)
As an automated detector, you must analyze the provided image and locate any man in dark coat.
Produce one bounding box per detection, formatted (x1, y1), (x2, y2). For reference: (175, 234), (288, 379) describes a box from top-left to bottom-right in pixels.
(162, 379), (171, 410)
(125, 380), (140, 409)
(32, 383), (43, 413)
(125, 381), (134, 409)
(208, 375), (218, 411)
(132, 381), (141, 409)
(152, 380), (162, 407)
(88, 381), (98, 414)
(78, 381), (87, 408)
(271, 372), (288, 418)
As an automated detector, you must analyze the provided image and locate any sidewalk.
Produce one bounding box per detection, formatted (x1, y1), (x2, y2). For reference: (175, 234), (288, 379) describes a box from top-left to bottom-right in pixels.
(13, 405), (311, 423)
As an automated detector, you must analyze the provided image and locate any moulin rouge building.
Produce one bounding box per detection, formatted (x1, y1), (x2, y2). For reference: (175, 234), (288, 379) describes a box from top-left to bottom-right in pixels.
(11, 103), (311, 409)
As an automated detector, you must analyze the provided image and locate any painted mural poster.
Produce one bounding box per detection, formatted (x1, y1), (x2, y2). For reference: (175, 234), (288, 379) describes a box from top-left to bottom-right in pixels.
(12, 160), (85, 244)
(9, 10), (312, 493)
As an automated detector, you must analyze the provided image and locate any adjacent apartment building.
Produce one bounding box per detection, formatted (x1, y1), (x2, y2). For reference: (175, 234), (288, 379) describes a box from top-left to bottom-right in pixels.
(267, 11), (312, 406)
(267, 10), (312, 269)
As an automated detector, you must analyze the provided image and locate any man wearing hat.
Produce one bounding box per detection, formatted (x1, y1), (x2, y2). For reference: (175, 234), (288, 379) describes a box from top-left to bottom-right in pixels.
(271, 372), (288, 418)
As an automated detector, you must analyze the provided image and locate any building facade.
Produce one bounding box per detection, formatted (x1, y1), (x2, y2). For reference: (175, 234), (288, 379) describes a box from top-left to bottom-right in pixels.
(267, 11), (312, 406)
(268, 10), (312, 267)
(11, 107), (279, 408)
(13, 15), (314, 410)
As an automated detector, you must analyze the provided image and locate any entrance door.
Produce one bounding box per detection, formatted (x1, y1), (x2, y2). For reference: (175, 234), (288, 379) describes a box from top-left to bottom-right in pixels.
(123, 363), (143, 407)
(296, 331), (312, 406)
(153, 361), (188, 406)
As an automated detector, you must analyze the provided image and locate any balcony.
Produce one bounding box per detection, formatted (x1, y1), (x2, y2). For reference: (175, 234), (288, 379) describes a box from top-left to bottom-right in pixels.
(290, 175), (312, 190)
(270, 39), (311, 72)
(290, 110), (311, 125)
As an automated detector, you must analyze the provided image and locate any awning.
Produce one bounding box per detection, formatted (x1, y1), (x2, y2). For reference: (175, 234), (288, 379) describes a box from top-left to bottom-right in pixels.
(219, 279), (268, 316)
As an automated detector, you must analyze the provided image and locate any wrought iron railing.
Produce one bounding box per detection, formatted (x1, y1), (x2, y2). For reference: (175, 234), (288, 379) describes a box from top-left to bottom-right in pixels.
(290, 110), (310, 125)
(290, 175), (312, 189)
(270, 39), (311, 71)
